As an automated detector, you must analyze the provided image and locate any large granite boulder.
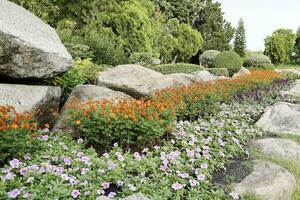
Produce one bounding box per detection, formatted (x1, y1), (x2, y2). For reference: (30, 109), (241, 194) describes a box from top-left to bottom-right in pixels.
(97, 65), (179, 98)
(0, 0), (73, 79)
(232, 160), (296, 200)
(0, 84), (61, 127)
(252, 138), (300, 161)
(232, 67), (251, 78)
(54, 85), (131, 134)
(191, 70), (218, 82)
(256, 102), (300, 135)
(280, 80), (300, 102)
(164, 73), (194, 86)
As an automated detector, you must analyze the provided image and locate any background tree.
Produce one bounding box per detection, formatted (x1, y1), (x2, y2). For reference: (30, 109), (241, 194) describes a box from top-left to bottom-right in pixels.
(233, 18), (246, 57)
(294, 27), (300, 60)
(264, 29), (296, 63)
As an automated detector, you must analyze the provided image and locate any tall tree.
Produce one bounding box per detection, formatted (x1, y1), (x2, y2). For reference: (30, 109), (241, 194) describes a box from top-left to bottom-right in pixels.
(294, 27), (300, 58)
(264, 29), (296, 63)
(233, 18), (246, 57)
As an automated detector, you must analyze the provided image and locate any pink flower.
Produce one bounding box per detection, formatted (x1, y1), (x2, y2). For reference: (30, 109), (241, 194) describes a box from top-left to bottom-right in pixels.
(9, 159), (20, 168)
(229, 191), (240, 200)
(8, 189), (21, 198)
(102, 181), (110, 189)
(189, 179), (199, 187)
(71, 190), (80, 199)
(172, 182), (183, 190)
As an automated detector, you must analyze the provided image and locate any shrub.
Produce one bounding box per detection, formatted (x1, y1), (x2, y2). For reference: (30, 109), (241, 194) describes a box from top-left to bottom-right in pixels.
(0, 106), (41, 165)
(47, 58), (108, 101)
(64, 43), (94, 60)
(213, 51), (243, 76)
(206, 68), (229, 77)
(244, 54), (272, 68)
(199, 50), (221, 67)
(129, 52), (157, 67)
(151, 63), (203, 74)
(248, 63), (275, 70)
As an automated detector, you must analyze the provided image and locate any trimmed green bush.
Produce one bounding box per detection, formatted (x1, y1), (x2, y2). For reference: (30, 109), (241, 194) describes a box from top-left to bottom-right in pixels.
(207, 68), (229, 77)
(244, 54), (272, 68)
(150, 63), (203, 74)
(248, 63), (275, 70)
(199, 50), (221, 67)
(213, 51), (243, 76)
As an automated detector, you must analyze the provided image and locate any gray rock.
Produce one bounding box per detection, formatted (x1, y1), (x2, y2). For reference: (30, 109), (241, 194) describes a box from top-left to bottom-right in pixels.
(252, 138), (300, 161)
(275, 69), (300, 76)
(256, 102), (300, 135)
(280, 80), (300, 102)
(233, 67), (251, 78)
(54, 85), (131, 134)
(123, 193), (150, 200)
(0, 0), (73, 78)
(0, 84), (61, 127)
(164, 73), (194, 86)
(96, 197), (110, 200)
(191, 70), (218, 82)
(97, 64), (176, 98)
(232, 160), (296, 200)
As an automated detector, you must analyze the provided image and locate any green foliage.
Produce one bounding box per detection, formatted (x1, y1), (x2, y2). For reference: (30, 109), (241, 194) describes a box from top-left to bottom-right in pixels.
(151, 63), (203, 74)
(294, 27), (300, 61)
(233, 18), (246, 57)
(264, 29), (296, 63)
(129, 52), (157, 67)
(248, 64), (275, 70)
(193, 0), (235, 51)
(244, 54), (272, 68)
(207, 68), (229, 77)
(199, 50), (221, 67)
(47, 58), (106, 101)
(213, 51), (243, 76)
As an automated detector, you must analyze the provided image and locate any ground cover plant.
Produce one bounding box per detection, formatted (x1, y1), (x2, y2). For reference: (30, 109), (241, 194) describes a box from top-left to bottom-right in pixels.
(0, 72), (293, 199)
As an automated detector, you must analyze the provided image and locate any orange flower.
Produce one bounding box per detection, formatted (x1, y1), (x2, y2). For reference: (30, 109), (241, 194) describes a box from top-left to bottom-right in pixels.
(75, 120), (81, 125)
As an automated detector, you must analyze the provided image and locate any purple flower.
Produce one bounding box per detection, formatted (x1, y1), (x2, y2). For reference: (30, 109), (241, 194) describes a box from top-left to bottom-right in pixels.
(200, 163), (208, 169)
(51, 157), (59, 162)
(108, 192), (116, 198)
(133, 152), (142, 161)
(197, 173), (206, 181)
(107, 160), (116, 171)
(4, 172), (15, 180)
(81, 156), (91, 165)
(115, 152), (124, 161)
(23, 192), (32, 199)
(178, 172), (189, 178)
(60, 174), (69, 181)
(23, 155), (31, 160)
(113, 143), (118, 147)
(102, 181), (110, 189)
(172, 182), (183, 190)
(186, 149), (195, 158)
(8, 189), (21, 198)
(81, 168), (89, 175)
(189, 180), (199, 187)
(64, 157), (72, 166)
(71, 190), (80, 199)
(42, 135), (49, 141)
(26, 177), (34, 183)
(9, 159), (20, 168)
(20, 168), (28, 176)
(160, 165), (168, 171)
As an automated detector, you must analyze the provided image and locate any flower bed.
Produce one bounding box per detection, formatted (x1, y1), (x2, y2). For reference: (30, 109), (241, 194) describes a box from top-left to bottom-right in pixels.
(66, 70), (284, 150)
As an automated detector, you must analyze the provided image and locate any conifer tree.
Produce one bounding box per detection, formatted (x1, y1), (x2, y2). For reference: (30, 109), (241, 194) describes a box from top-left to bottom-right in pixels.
(233, 18), (246, 57)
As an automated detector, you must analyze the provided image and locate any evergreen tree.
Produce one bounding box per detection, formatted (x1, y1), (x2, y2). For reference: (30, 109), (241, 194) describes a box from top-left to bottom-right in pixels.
(233, 18), (246, 57)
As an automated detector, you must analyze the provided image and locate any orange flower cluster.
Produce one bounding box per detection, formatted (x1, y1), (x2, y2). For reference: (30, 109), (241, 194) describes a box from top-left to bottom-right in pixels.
(0, 106), (38, 131)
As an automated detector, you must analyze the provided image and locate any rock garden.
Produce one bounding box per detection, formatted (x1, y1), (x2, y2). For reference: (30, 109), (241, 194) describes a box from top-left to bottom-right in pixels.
(1, 1), (300, 200)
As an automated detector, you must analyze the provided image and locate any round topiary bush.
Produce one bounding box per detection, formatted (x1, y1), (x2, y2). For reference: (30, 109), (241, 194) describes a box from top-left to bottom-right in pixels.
(213, 51), (243, 76)
(244, 54), (272, 68)
(199, 50), (221, 67)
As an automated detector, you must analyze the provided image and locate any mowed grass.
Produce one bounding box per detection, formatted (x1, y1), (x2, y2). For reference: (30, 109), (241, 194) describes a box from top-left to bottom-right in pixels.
(249, 134), (300, 200)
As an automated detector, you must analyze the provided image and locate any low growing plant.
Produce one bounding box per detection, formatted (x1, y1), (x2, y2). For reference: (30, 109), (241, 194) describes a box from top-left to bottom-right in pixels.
(150, 63), (203, 74)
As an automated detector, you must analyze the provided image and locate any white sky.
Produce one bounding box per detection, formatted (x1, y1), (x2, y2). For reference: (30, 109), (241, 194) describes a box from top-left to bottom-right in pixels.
(217, 0), (300, 51)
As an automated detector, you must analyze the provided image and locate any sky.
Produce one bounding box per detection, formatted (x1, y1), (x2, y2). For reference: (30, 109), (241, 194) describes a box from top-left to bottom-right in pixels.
(217, 0), (300, 51)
